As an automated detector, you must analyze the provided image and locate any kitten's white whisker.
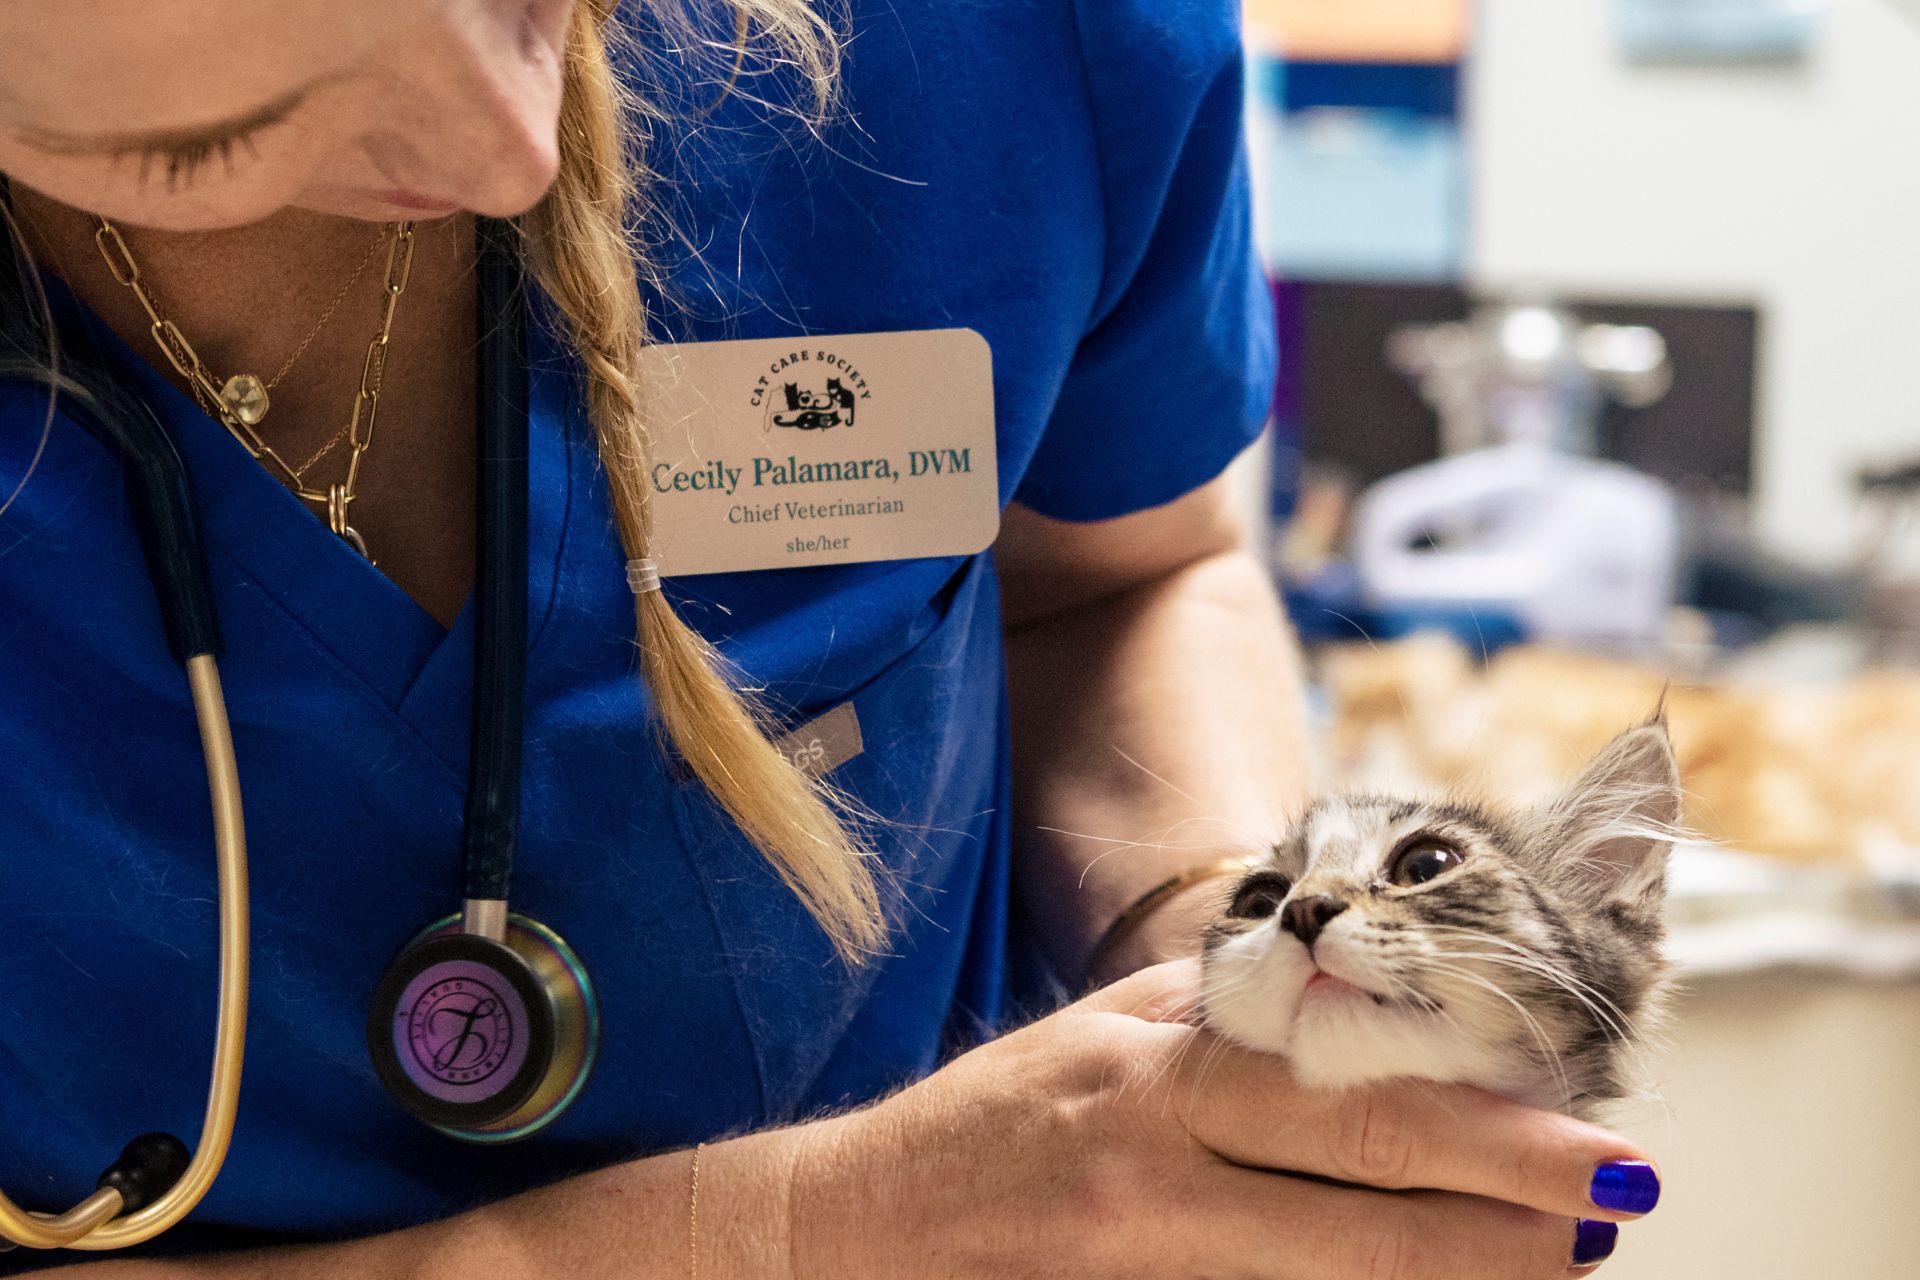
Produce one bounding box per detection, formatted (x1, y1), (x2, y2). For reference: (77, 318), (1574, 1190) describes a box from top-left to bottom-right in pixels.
(1132, 1010), (1226, 1117)
(1417, 925), (1642, 1027)
(1154, 990), (1219, 1028)
(1406, 957), (1575, 1109)
(1109, 746), (1208, 814)
(1419, 925), (1642, 1043)
(1432, 949), (1638, 1046)
(1190, 1028), (1240, 1108)
(1110, 746), (1273, 849)
(1041, 817), (1265, 890)
(1150, 1024), (1227, 1128)
(1369, 964), (1445, 1015)
(1038, 819), (1255, 851)
(1379, 966), (1470, 1040)
(1472, 957), (1637, 1050)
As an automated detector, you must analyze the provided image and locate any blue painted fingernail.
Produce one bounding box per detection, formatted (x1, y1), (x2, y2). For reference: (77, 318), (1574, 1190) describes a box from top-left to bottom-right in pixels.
(1573, 1219), (1619, 1266)
(1589, 1160), (1661, 1214)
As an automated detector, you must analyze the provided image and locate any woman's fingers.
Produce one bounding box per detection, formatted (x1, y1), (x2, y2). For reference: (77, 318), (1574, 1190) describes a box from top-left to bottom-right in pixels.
(1164, 1036), (1658, 1224)
(1077, 959), (1659, 1252)
(1190, 1165), (1605, 1280)
(1078, 955), (1205, 1020)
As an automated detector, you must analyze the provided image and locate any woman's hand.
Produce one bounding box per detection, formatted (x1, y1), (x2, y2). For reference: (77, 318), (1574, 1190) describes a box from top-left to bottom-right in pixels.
(790, 959), (1657, 1280)
(23, 960), (1653, 1280)
(1086, 870), (1241, 985)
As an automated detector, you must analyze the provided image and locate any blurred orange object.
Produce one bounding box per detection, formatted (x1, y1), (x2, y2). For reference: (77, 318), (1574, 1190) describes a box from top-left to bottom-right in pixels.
(1244, 0), (1469, 63)
(1318, 635), (1920, 866)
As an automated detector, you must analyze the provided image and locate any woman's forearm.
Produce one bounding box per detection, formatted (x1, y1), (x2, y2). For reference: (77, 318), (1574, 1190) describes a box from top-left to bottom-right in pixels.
(27, 1127), (809, 1280)
(1005, 546), (1312, 984)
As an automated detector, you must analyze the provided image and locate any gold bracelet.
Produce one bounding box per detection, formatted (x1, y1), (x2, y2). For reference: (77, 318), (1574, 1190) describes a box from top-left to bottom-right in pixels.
(688, 1142), (705, 1280)
(1085, 856), (1257, 982)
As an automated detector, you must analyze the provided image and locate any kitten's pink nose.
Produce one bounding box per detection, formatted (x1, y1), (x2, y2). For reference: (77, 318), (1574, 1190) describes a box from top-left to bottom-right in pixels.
(1280, 895), (1349, 947)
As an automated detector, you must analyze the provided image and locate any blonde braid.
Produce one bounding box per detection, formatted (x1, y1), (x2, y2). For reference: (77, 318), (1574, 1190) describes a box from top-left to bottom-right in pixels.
(519, 2), (883, 959)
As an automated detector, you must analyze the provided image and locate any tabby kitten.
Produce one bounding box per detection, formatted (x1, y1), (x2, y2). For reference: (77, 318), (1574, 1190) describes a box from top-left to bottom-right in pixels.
(1201, 718), (1679, 1119)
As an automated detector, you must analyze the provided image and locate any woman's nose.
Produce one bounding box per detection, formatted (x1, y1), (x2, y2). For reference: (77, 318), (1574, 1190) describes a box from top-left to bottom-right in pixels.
(365, 11), (569, 218)
(443, 91), (565, 217)
(362, 110), (562, 219)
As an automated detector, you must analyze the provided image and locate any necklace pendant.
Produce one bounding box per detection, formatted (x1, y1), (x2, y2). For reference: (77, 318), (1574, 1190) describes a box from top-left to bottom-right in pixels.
(219, 373), (271, 426)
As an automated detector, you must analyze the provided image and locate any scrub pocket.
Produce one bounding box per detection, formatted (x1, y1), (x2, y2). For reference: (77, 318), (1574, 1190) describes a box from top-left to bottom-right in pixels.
(667, 552), (1008, 1120)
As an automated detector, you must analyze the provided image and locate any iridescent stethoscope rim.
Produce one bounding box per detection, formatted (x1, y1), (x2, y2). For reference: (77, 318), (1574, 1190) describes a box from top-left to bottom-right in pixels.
(403, 913), (602, 1144)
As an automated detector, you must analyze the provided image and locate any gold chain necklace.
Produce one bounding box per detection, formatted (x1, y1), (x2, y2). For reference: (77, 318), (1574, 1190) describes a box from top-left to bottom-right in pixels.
(92, 217), (418, 561)
(256, 225), (391, 466)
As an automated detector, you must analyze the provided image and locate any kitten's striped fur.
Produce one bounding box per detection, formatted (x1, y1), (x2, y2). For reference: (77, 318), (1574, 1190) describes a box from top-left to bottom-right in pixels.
(1201, 718), (1678, 1119)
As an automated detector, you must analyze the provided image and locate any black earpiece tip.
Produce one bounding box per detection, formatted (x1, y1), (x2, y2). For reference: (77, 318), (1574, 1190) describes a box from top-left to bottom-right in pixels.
(96, 1132), (191, 1214)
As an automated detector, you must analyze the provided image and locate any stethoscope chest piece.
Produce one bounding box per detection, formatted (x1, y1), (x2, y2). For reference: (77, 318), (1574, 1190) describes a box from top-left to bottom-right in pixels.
(366, 914), (599, 1144)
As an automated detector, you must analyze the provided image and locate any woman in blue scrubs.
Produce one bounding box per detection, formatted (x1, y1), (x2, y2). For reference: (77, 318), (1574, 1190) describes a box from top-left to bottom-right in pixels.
(0, 0), (1660, 1275)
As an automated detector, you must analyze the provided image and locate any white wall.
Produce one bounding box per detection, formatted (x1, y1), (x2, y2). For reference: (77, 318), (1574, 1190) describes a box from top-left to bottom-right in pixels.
(1467, 0), (1920, 566)
(1603, 973), (1920, 1280)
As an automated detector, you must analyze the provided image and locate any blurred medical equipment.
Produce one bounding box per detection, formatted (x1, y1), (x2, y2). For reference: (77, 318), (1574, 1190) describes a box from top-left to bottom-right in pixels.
(1351, 300), (1679, 644)
(1616, 0), (1826, 63)
(1384, 299), (1672, 457)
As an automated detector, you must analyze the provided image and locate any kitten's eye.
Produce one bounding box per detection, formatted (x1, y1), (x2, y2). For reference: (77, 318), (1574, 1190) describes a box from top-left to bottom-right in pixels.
(1227, 871), (1293, 919)
(1389, 838), (1466, 887)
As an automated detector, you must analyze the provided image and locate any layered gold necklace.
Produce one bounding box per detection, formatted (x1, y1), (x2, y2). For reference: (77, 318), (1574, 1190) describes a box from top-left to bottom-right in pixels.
(92, 217), (418, 562)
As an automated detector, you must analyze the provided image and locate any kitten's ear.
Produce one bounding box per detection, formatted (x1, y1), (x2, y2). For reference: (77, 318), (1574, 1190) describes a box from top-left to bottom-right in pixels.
(1546, 717), (1681, 907)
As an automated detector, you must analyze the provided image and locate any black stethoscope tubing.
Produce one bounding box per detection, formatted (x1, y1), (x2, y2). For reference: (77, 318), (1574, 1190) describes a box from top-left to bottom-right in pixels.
(464, 214), (529, 905)
(1, 206), (591, 1171)
(2, 213), (531, 904)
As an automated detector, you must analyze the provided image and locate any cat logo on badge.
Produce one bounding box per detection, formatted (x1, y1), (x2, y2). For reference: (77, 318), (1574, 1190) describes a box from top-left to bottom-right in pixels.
(767, 376), (857, 432)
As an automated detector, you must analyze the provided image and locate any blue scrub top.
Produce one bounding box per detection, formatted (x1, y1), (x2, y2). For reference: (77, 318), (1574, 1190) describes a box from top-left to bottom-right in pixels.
(0, 0), (1271, 1262)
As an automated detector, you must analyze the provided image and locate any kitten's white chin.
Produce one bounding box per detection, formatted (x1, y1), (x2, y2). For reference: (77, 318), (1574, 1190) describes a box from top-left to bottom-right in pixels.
(1201, 922), (1310, 1054)
(1286, 996), (1479, 1091)
(1202, 922), (1526, 1097)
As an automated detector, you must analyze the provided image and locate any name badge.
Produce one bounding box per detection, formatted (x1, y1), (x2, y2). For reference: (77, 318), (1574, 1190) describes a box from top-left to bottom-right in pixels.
(636, 328), (1000, 576)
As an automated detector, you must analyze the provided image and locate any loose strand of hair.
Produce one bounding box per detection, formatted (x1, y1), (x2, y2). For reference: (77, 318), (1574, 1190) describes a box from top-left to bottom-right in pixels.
(0, 197), (62, 524)
(518, 2), (884, 960)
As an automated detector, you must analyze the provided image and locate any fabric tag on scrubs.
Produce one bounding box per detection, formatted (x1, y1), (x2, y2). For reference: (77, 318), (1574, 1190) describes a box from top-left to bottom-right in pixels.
(637, 329), (999, 575)
(774, 702), (864, 777)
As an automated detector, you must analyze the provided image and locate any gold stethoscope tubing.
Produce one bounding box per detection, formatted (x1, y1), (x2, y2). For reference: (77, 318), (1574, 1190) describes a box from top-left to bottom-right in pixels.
(0, 655), (249, 1250)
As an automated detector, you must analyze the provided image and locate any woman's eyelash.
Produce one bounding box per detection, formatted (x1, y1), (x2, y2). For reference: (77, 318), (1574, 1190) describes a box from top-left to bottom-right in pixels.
(102, 100), (293, 193)
(124, 130), (266, 193)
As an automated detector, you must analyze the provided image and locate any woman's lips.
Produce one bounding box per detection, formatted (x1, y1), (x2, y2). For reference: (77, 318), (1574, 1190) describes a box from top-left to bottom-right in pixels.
(373, 189), (460, 213)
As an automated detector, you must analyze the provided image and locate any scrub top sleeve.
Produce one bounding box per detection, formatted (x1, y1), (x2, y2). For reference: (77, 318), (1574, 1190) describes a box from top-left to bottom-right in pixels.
(1015, 0), (1275, 523)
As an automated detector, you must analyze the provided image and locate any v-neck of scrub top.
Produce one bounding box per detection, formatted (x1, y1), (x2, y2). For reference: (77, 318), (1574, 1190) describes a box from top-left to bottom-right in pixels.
(35, 269), (576, 779)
